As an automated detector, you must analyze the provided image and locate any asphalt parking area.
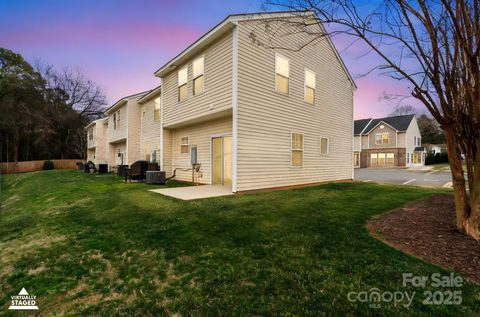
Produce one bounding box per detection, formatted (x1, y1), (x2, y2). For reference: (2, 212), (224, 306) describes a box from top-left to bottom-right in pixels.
(354, 167), (453, 188)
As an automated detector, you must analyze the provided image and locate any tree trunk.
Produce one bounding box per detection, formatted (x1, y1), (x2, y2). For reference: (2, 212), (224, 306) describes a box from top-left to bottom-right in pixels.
(464, 147), (480, 240)
(444, 128), (470, 230)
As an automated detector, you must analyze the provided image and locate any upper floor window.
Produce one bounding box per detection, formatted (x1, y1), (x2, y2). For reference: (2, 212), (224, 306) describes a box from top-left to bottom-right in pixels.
(178, 66), (188, 102)
(320, 137), (329, 155)
(154, 97), (160, 121)
(414, 136), (417, 145)
(88, 128), (94, 141)
(180, 136), (189, 154)
(275, 54), (289, 94)
(193, 56), (204, 95)
(291, 132), (303, 166)
(417, 137), (421, 146)
(117, 110), (121, 127)
(113, 113), (117, 129)
(305, 69), (316, 104)
(375, 133), (389, 145)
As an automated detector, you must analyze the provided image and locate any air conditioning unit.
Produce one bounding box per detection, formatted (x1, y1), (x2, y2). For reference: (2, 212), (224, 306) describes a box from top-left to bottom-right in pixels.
(146, 171), (166, 185)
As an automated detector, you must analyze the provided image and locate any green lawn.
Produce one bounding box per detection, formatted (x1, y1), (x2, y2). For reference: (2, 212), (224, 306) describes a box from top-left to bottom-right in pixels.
(0, 170), (479, 316)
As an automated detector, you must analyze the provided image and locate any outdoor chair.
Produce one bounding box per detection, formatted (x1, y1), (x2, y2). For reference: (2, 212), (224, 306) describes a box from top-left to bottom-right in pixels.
(125, 160), (149, 182)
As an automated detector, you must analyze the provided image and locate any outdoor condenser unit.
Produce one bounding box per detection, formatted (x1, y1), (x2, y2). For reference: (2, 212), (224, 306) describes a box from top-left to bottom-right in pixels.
(146, 171), (166, 185)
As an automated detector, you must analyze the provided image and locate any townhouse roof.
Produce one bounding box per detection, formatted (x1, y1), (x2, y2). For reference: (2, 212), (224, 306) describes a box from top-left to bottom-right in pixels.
(138, 85), (161, 104)
(84, 117), (108, 130)
(153, 11), (356, 89)
(104, 90), (150, 114)
(354, 114), (416, 135)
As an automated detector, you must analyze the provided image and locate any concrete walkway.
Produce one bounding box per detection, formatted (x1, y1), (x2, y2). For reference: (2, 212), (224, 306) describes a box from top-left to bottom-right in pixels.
(149, 185), (233, 201)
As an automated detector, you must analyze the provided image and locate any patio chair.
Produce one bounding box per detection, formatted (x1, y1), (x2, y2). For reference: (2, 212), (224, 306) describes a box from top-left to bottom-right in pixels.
(84, 161), (96, 173)
(125, 160), (148, 182)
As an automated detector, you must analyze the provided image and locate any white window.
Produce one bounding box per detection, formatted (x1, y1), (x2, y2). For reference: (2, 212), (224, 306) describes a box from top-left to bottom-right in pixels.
(178, 66), (188, 102)
(192, 56), (204, 95)
(371, 153), (378, 166)
(417, 137), (421, 146)
(113, 113), (117, 129)
(88, 128), (94, 141)
(375, 133), (389, 144)
(180, 136), (189, 154)
(320, 137), (329, 155)
(275, 54), (289, 94)
(414, 136), (417, 146)
(154, 97), (160, 121)
(387, 153), (395, 165)
(291, 132), (303, 166)
(305, 69), (315, 104)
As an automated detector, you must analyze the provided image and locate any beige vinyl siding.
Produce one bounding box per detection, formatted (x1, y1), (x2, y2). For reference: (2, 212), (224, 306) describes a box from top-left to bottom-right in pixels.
(162, 32), (233, 127)
(236, 19), (354, 191)
(108, 103), (127, 143)
(169, 116), (231, 184)
(353, 135), (361, 152)
(94, 121), (108, 164)
(126, 99), (142, 164)
(87, 148), (95, 162)
(405, 116), (422, 161)
(368, 124), (397, 148)
(108, 141), (126, 167)
(397, 132), (406, 148)
(163, 128), (173, 176)
(86, 120), (108, 164)
(361, 135), (369, 149)
(140, 95), (161, 162)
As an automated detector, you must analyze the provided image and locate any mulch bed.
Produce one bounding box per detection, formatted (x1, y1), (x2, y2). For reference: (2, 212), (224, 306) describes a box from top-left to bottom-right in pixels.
(367, 194), (480, 284)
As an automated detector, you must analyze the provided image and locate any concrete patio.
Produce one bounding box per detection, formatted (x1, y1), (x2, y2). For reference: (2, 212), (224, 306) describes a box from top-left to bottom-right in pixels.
(149, 185), (234, 201)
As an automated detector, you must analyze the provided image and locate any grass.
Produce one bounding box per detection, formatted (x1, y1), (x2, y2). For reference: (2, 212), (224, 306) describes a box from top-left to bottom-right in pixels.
(0, 170), (479, 316)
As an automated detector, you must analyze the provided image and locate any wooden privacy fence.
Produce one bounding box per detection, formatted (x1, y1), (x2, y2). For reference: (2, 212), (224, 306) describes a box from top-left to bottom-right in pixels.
(0, 159), (80, 174)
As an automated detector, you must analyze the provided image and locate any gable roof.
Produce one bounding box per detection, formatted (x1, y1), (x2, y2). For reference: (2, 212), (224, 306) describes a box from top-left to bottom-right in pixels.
(138, 85), (161, 104)
(105, 90), (149, 114)
(153, 11), (356, 89)
(354, 114), (416, 135)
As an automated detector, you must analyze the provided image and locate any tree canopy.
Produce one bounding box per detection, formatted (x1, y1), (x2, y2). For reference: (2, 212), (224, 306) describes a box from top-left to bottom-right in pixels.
(0, 48), (106, 162)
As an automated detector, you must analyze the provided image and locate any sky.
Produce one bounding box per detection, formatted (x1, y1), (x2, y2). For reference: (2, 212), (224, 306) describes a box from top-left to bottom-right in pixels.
(0, 0), (424, 119)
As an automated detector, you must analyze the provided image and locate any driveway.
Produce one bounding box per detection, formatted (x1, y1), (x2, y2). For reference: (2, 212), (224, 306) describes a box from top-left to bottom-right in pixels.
(354, 167), (453, 188)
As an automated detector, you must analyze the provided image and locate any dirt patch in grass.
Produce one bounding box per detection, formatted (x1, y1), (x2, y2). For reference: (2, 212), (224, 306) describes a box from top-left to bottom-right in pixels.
(367, 194), (480, 284)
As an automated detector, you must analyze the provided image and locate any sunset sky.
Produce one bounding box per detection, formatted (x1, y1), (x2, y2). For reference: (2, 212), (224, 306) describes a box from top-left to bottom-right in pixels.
(0, 0), (424, 119)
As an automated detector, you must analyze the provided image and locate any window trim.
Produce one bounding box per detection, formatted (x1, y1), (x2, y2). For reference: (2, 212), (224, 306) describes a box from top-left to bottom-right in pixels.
(192, 55), (205, 96)
(320, 136), (329, 155)
(290, 131), (304, 167)
(375, 133), (389, 145)
(304, 68), (316, 104)
(180, 136), (189, 155)
(178, 65), (188, 103)
(275, 53), (290, 95)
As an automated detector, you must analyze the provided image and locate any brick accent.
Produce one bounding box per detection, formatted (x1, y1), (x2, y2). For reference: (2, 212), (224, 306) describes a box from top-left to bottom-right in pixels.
(359, 148), (406, 167)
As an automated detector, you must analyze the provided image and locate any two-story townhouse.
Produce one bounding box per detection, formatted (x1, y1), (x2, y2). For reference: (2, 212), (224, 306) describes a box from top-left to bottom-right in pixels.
(85, 117), (108, 164)
(154, 11), (356, 192)
(137, 85), (163, 164)
(105, 91), (147, 167)
(353, 114), (426, 168)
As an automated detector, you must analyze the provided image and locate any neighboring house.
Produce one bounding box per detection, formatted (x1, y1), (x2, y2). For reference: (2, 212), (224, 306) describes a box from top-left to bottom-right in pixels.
(85, 118), (108, 164)
(105, 91), (147, 167)
(137, 85), (162, 164)
(425, 143), (445, 154)
(153, 11), (356, 192)
(353, 114), (426, 168)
